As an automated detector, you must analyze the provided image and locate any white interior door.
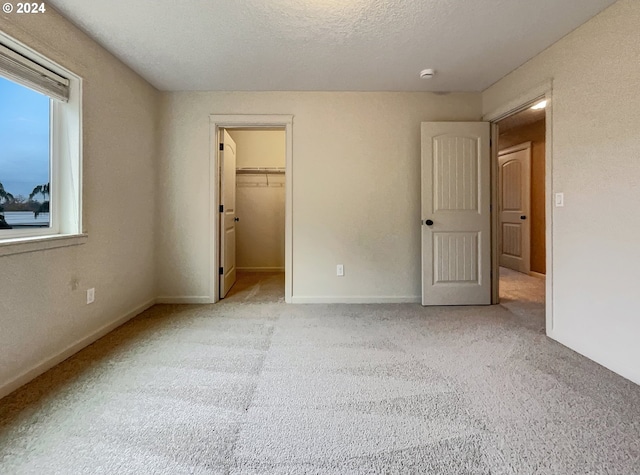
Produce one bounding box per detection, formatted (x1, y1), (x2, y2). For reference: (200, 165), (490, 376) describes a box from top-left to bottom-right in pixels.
(219, 129), (237, 298)
(498, 143), (531, 274)
(421, 122), (491, 306)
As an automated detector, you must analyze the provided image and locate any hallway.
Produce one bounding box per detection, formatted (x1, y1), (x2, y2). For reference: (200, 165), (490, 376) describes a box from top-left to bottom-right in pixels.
(499, 267), (545, 332)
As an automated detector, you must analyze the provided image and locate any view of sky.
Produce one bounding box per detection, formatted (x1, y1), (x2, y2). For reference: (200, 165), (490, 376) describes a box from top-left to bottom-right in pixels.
(0, 76), (50, 200)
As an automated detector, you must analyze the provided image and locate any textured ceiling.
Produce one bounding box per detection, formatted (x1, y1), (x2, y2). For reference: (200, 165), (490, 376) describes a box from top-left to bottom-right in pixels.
(47, 0), (617, 92)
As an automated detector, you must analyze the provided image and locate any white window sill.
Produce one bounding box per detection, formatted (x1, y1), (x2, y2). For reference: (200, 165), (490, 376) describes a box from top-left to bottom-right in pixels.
(0, 233), (88, 257)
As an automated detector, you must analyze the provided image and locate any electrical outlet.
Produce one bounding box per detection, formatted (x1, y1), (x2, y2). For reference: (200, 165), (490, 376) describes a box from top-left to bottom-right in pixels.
(87, 288), (95, 304)
(336, 264), (344, 277)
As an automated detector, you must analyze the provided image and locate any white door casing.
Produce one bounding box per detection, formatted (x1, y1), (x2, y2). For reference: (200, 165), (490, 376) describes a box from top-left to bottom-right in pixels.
(209, 115), (293, 304)
(421, 122), (491, 306)
(219, 129), (237, 298)
(482, 84), (553, 332)
(498, 142), (531, 274)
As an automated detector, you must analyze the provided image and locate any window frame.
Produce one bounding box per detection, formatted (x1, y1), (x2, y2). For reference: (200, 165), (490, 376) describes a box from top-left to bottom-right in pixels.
(0, 31), (83, 250)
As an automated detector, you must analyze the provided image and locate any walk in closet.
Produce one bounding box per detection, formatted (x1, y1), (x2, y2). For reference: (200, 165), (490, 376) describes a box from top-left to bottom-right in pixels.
(228, 129), (286, 273)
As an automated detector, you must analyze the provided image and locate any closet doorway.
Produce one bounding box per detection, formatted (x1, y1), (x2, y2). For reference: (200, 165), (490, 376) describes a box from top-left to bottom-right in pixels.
(210, 115), (293, 304)
(222, 127), (286, 301)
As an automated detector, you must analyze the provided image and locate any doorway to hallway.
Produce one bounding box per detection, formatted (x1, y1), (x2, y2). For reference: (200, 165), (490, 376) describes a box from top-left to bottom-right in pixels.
(494, 99), (548, 328)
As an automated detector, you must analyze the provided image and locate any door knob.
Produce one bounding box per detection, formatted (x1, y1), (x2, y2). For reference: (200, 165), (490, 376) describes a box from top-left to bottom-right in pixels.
(520, 215), (526, 220)
(234, 217), (240, 222)
(425, 219), (434, 226)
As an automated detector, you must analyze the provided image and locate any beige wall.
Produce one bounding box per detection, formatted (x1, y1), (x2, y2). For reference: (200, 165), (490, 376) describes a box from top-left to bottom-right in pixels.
(228, 129), (285, 169)
(484, 0), (640, 384)
(158, 92), (481, 301)
(0, 10), (159, 396)
(499, 119), (546, 274)
(229, 130), (286, 270)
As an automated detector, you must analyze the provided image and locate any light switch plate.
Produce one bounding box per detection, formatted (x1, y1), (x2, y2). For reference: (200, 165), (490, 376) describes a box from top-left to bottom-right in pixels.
(555, 192), (564, 207)
(87, 288), (95, 304)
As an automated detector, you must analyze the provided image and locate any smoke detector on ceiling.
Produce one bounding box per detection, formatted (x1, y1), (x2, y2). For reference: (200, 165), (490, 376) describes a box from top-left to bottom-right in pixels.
(420, 69), (435, 79)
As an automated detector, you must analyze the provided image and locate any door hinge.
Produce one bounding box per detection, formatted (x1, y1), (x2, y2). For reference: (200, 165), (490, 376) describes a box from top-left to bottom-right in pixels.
(219, 204), (224, 212)
(219, 267), (224, 275)
(219, 143), (224, 151)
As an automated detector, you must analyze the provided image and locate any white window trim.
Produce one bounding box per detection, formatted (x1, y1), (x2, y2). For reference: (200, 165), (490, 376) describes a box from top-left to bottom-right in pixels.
(0, 233), (88, 257)
(0, 31), (83, 254)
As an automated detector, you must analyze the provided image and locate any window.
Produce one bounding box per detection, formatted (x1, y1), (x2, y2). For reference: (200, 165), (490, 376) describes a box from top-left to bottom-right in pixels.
(0, 77), (51, 230)
(0, 32), (82, 247)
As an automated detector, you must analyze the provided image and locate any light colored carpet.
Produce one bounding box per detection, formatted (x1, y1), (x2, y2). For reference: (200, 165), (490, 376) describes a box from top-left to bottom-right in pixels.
(1, 272), (639, 474)
(499, 267), (546, 332)
(224, 271), (285, 304)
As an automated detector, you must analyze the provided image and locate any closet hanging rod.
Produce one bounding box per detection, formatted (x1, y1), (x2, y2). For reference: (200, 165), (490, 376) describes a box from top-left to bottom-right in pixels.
(236, 167), (285, 175)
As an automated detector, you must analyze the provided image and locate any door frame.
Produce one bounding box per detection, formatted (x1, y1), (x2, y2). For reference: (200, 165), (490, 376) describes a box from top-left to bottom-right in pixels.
(209, 114), (294, 303)
(483, 80), (554, 334)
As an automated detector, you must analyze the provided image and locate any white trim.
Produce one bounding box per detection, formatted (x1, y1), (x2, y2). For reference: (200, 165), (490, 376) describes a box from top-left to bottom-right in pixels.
(490, 123), (499, 304)
(546, 329), (639, 386)
(0, 233), (87, 257)
(237, 267), (285, 272)
(544, 88), (554, 333)
(209, 114), (293, 304)
(0, 298), (155, 400)
(291, 296), (421, 304)
(58, 71), (83, 235)
(483, 80), (553, 122)
(155, 296), (212, 304)
(485, 81), (554, 334)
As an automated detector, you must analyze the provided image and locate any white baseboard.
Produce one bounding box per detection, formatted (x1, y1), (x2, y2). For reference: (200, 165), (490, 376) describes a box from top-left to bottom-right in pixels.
(290, 296), (421, 304)
(550, 329), (640, 386)
(156, 296), (212, 304)
(237, 267), (285, 272)
(0, 298), (156, 400)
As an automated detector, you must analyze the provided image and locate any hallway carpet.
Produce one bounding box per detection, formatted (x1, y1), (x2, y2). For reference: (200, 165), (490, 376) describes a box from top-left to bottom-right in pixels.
(499, 267), (546, 332)
(1, 273), (639, 474)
